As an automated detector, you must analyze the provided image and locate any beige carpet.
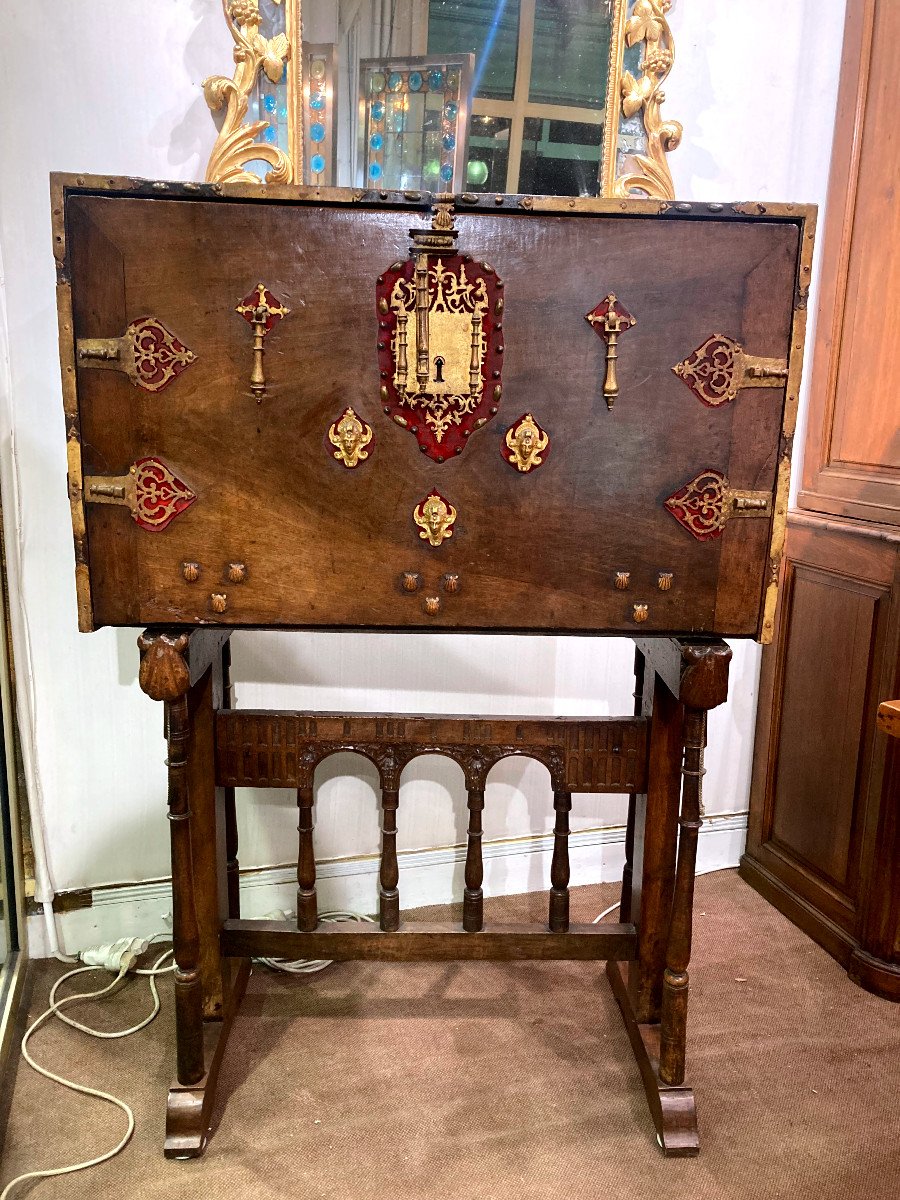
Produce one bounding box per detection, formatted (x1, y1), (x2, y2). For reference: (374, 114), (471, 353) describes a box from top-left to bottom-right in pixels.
(1, 872), (898, 1199)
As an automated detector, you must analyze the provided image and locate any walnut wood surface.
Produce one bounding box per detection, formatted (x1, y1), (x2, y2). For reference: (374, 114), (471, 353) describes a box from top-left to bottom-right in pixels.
(799, 0), (900, 525)
(743, 520), (900, 1000)
(214, 710), (648, 792)
(61, 187), (805, 636)
(220, 920), (636, 961)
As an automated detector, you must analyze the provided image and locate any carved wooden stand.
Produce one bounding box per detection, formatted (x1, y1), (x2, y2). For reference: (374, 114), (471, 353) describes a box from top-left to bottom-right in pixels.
(137, 629), (731, 1159)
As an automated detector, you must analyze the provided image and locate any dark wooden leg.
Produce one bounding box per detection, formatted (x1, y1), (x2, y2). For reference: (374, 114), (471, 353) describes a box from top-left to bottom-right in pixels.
(297, 784), (318, 931)
(138, 629), (247, 1160)
(463, 787), (485, 932)
(629, 671), (683, 1023)
(660, 708), (705, 1085)
(549, 790), (572, 932)
(609, 637), (731, 1157)
(165, 692), (205, 1086)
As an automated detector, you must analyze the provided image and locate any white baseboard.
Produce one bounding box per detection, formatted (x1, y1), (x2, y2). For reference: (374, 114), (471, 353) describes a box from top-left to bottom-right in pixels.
(27, 812), (748, 957)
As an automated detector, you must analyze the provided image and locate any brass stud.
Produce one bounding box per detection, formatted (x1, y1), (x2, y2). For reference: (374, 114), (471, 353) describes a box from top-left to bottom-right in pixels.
(442, 573), (460, 594)
(210, 593), (228, 614)
(424, 595), (441, 615)
(181, 562), (200, 583)
(378, 297), (388, 314)
(227, 563), (247, 584)
(402, 572), (421, 592)
(615, 571), (630, 590)
(658, 571), (674, 591)
(380, 385), (389, 401)
(632, 603), (649, 623)
(493, 384), (502, 401)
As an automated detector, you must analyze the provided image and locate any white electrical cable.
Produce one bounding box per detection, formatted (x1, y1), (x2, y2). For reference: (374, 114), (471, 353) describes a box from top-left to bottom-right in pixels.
(590, 863), (737, 924)
(257, 909), (375, 974)
(0, 942), (173, 1200)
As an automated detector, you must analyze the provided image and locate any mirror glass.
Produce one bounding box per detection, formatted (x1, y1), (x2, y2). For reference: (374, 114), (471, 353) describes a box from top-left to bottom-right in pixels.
(253, 1), (618, 194)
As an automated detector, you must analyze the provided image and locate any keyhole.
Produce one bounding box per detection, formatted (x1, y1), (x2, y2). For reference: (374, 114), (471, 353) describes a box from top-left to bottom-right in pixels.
(433, 355), (445, 383)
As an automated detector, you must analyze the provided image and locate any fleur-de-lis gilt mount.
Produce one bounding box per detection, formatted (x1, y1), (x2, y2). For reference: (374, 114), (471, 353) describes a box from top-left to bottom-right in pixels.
(236, 283), (290, 398)
(585, 294), (636, 409)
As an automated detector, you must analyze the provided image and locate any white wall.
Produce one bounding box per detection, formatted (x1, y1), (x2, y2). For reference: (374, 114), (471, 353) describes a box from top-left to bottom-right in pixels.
(0, 1), (846, 953)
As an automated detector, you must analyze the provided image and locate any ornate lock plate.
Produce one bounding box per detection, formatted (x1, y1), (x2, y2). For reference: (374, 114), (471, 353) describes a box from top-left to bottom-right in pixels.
(376, 201), (504, 461)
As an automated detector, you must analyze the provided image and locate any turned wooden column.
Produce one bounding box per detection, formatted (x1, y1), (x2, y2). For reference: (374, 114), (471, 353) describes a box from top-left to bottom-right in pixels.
(138, 631), (205, 1084)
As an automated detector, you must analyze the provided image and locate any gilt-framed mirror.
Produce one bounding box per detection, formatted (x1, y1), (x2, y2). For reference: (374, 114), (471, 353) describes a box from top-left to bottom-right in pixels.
(204, 0), (680, 199)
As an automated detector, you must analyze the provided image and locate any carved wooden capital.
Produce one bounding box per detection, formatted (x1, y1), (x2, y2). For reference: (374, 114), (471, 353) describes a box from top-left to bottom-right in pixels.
(138, 631), (191, 702)
(678, 641), (732, 711)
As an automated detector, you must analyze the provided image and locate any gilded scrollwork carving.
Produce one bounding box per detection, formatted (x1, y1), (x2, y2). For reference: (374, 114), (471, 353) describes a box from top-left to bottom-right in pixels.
(203, 0), (294, 185)
(610, 0), (682, 199)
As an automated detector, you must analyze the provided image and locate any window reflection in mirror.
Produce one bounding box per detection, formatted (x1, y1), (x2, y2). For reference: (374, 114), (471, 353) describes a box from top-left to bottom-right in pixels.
(301, 0), (614, 195)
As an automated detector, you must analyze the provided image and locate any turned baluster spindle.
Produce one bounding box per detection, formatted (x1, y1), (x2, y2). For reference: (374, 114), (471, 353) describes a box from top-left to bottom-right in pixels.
(166, 695), (205, 1086)
(463, 786), (485, 932)
(379, 786), (400, 932)
(296, 784), (318, 931)
(659, 707), (706, 1086)
(549, 789), (572, 932)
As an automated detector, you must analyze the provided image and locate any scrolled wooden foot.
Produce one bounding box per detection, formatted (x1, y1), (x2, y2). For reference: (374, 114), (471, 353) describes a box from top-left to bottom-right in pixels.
(607, 959), (700, 1157)
(164, 959), (250, 1159)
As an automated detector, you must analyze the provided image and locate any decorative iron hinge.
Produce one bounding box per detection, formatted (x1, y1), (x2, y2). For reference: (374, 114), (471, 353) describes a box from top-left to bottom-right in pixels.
(84, 457), (196, 532)
(665, 469), (771, 541)
(76, 316), (196, 392)
(672, 333), (788, 407)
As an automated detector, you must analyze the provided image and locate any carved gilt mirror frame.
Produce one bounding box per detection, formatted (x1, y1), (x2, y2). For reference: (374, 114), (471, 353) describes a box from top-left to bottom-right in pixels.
(203, 0), (680, 199)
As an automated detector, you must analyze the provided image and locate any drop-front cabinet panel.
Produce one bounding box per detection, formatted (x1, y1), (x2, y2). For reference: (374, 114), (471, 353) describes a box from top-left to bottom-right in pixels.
(56, 178), (811, 636)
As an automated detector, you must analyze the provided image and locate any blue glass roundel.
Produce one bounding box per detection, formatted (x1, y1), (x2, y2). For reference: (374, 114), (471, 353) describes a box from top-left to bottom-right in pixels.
(277, 105), (287, 121)
(442, 133), (456, 151)
(310, 153), (326, 175)
(310, 122), (326, 143)
(263, 126), (277, 144)
(371, 100), (385, 121)
(370, 132), (384, 151)
(369, 161), (383, 180)
(444, 101), (458, 122)
(388, 72), (403, 92)
(440, 162), (453, 182)
(429, 69), (444, 90)
(263, 94), (276, 113)
(408, 71), (423, 92)
(309, 92), (325, 112)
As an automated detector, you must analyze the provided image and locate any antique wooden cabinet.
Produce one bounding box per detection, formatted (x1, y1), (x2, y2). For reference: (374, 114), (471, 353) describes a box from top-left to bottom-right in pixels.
(742, 0), (900, 1001)
(54, 174), (814, 1158)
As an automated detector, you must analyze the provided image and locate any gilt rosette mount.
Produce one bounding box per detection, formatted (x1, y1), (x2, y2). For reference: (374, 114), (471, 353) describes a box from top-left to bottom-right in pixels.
(376, 197), (504, 462)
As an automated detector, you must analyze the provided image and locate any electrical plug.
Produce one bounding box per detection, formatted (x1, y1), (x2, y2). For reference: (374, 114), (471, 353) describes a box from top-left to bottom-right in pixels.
(80, 936), (150, 974)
